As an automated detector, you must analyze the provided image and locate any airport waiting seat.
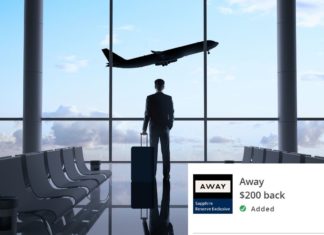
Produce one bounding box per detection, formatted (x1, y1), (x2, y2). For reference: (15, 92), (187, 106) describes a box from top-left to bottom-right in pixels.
(265, 149), (282, 163)
(0, 156), (74, 224)
(0, 156), (12, 159)
(281, 152), (302, 163)
(45, 150), (98, 193)
(61, 148), (105, 185)
(23, 152), (88, 205)
(252, 148), (266, 163)
(305, 156), (324, 163)
(74, 146), (112, 179)
(242, 146), (253, 163)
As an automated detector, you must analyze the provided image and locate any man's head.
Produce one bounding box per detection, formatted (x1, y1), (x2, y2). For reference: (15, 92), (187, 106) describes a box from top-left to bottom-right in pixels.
(155, 79), (165, 92)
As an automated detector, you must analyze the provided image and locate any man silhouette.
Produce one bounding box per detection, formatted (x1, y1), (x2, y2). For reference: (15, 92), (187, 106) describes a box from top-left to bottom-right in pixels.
(142, 179), (174, 235)
(142, 79), (174, 178)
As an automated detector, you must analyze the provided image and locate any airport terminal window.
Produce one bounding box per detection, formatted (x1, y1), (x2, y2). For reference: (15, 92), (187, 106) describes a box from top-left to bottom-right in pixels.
(3, 1), (324, 162)
(43, 0), (109, 117)
(207, 0), (277, 118)
(113, 0), (203, 118)
(0, 1), (23, 117)
(297, 2), (324, 117)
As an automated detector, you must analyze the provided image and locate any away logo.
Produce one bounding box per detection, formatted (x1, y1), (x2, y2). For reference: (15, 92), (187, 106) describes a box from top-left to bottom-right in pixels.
(193, 174), (233, 214)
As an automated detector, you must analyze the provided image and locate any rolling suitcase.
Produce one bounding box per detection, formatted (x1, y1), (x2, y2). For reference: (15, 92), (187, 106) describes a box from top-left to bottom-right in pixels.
(131, 134), (155, 209)
(131, 134), (155, 182)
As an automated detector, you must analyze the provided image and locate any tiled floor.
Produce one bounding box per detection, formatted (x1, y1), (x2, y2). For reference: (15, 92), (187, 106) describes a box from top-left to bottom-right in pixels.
(18, 163), (188, 234)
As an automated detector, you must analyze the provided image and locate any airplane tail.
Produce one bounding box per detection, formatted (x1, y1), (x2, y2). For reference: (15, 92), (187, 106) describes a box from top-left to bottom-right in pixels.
(102, 49), (126, 66)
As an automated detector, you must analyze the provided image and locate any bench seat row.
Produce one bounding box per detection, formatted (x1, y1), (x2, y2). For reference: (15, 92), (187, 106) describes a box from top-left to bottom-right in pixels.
(242, 146), (324, 163)
(0, 146), (111, 234)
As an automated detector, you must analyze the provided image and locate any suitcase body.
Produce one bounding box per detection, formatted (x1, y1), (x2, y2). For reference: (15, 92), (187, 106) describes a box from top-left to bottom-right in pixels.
(131, 134), (155, 209)
(131, 146), (155, 182)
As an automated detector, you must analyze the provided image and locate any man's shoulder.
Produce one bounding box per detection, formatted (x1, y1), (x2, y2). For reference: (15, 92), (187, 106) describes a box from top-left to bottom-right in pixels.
(160, 93), (172, 99)
(147, 94), (156, 99)
(147, 93), (172, 99)
(163, 94), (172, 100)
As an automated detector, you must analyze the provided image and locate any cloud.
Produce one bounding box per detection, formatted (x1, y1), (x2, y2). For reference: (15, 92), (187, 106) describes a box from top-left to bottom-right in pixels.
(210, 136), (235, 144)
(118, 24), (136, 31)
(44, 121), (138, 147)
(43, 105), (82, 118)
(172, 136), (200, 144)
(13, 129), (22, 146)
(301, 72), (324, 81)
(56, 55), (88, 73)
(219, 0), (324, 27)
(218, 6), (234, 15)
(208, 67), (235, 81)
(260, 122), (324, 149)
(113, 128), (139, 144)
(0, 130), (22, 156)
(0, 133), (15, 144)
(225, 0), (275, 14)
(42, 106), (138, 147)
(297, 0), (324, 27)
(43, 106), (107, 118)
(260, 133), (278, 148)
(298, 121), (324, 147)
(50, 122), (107, 147)
(100, 33), (120, 47)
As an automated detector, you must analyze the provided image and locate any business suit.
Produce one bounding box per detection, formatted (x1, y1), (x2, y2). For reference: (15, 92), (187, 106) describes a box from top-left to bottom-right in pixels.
(143, 91), (174, 177)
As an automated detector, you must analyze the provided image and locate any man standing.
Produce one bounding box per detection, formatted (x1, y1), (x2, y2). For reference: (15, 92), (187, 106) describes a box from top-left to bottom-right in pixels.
(142, 79), (174, 179)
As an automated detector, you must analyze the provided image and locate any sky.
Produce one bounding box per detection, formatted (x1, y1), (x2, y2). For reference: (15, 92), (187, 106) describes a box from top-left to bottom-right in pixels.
(1, 0), (324, 160)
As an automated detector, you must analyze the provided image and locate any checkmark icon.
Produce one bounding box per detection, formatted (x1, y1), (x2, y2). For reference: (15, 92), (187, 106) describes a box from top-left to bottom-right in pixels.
(240, 205), (247, 212)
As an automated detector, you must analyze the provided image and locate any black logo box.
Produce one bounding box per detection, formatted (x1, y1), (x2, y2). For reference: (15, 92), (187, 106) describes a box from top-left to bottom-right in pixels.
(193, 174), (233, 199)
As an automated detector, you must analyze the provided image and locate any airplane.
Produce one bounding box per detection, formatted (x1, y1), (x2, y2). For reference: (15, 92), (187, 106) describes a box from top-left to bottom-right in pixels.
(102, 40), (218, 68)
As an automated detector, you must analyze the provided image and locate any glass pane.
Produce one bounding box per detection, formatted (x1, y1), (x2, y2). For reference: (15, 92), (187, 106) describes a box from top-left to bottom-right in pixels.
(113, 0), (203, 117)
(298, 121), (324, 156)
(0, 121), (22, 157)
(297, 2), (324, 117)
(112, 121), (203, 161)
(0, 2), (23, 117)
(43, 0), (109, 117)
(208, 121), (278, 161)
(207, 0), (277, 117)
(42, 121), (108, 161)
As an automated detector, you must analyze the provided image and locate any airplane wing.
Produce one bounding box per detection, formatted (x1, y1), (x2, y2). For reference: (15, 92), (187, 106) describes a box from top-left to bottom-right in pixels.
(151, 50), (162, 54)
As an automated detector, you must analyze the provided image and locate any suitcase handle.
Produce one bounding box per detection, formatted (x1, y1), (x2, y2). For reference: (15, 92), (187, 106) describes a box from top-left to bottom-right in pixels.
(140, 133), (148, 147)
(141, 208), (148, 220)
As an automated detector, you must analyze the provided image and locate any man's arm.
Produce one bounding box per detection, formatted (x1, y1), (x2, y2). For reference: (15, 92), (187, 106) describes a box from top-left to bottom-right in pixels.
(168, 96), (174, 129)
(142, 97), (150, 133)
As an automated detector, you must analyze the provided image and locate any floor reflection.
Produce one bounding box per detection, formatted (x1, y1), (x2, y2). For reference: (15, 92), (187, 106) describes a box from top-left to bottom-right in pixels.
(141, 179), (173, 235)
(18, 163), (188, 235)
(107, 163), (188, 235)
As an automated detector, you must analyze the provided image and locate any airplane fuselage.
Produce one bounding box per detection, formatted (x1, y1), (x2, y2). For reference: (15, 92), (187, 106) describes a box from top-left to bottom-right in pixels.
(102, 40), (218, 68)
